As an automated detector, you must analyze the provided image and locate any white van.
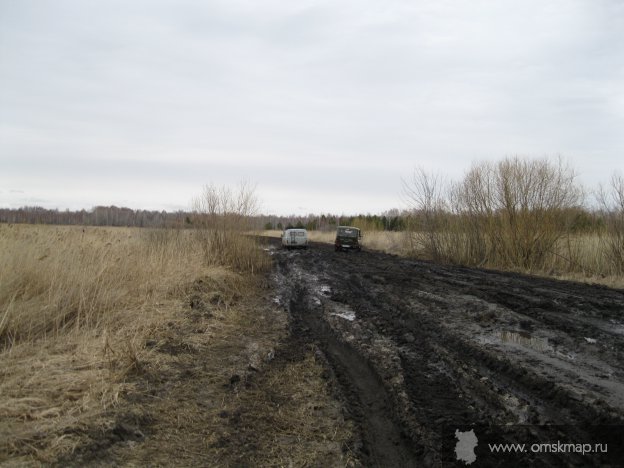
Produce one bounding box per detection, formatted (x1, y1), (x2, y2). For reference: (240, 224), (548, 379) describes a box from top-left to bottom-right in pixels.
(281, 228), (308, 250)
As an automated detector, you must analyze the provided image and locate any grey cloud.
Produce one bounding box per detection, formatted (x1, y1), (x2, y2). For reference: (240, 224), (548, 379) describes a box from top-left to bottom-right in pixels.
(2, 155), (399, 198)
(1, 0), (623, 213)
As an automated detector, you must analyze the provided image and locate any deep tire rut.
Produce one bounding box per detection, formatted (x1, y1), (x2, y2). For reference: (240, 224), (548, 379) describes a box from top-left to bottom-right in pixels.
(289, 286), (419, 466)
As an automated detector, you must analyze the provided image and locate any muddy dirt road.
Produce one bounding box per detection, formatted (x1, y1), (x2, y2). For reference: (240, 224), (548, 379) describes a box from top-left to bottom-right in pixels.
(271, 239), (624, 466)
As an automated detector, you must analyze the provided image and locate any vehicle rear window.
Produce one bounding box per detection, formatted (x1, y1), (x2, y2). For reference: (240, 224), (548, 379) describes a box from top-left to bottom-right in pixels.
(338, 228), (358, 237)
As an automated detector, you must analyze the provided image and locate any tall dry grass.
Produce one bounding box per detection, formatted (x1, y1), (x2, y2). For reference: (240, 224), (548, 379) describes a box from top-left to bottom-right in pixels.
(404, 229), (623, 286)
(1, 227), (196, 346)
(0, 223), (268, 463)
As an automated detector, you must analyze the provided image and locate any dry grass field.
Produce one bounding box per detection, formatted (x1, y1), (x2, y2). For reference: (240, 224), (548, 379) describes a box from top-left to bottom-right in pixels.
(0, 224), (353, 466)
(0, 225), (222, 463)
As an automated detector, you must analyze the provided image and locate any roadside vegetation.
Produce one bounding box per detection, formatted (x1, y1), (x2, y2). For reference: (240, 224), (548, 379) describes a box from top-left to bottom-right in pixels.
(403, 157), (624, 285)
(5, 159), (617, 289)
(1, 183), (353, 466)
(0, 224), (214, 463)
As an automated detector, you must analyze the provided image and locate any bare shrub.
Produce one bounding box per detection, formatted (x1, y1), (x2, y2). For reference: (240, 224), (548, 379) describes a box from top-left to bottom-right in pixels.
(402, 168), (450, 261)
(597, 173), (624, 274)
(459, 157), (582, 269)
(191, 181), (269, 273)
(404, 157), (584, 271)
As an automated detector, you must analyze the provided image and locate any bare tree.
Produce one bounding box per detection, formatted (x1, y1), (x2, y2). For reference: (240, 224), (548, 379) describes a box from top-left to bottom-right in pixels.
(597, 172), (624, 273)
(192, 181), (263, 271)
(402, 167), (450, 261)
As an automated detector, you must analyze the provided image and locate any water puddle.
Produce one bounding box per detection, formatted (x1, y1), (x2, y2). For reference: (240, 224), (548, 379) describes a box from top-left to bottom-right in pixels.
(263, 245), (277, 255)
(331, 311), (356, 321)
(498, 330), (553, 352)
(329, 305), (356, 321)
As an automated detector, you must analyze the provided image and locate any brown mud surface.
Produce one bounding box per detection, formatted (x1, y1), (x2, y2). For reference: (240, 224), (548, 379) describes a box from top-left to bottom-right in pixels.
(270, 239), (624, 466)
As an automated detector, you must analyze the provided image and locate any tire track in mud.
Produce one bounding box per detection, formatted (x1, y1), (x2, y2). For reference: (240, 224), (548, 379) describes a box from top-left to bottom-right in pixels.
(287, 284), (420, 466)
(270, 239), (624, 466)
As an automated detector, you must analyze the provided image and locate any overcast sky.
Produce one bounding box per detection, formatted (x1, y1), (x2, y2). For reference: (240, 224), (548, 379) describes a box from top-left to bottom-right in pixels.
(1, 0), (623, 215)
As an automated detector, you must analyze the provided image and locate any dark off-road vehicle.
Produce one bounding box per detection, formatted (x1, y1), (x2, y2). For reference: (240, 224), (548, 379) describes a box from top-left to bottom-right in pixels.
(334, 226), (361, 252)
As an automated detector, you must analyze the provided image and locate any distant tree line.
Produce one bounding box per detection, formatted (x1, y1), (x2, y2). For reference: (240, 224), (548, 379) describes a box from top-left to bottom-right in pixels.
(0, 205), (410, 232)
(259, 210), (407, 232)
(0, 205), (190, 228)
(0, 203), (613, 236)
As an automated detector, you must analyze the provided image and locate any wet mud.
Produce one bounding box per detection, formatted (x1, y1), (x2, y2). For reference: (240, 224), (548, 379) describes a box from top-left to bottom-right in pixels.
(270, 239), (624, 467)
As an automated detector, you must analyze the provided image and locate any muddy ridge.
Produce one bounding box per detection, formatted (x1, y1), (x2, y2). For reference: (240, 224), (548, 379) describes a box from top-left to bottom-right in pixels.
(271, 239), (624, 467)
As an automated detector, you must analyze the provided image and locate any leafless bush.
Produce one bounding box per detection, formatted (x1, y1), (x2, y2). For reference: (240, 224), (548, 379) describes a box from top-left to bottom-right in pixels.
(597, 173), (624, 274)
(402, 168), (451, 261)
(191, 182), (269, 272)
(404, 157), (584, 271)
(459, 157), (582, 269)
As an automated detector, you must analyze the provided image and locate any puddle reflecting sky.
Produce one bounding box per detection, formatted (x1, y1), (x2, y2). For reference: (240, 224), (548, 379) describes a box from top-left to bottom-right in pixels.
(499, 330), (553, 352)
